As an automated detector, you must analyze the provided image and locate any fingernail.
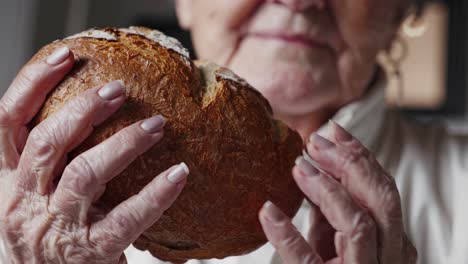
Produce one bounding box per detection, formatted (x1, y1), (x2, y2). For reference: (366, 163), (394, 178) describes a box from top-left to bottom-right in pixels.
(295, 156), (320, 176)
(98, 80), (125, 100)
(167, 162), (190, 184)
(46, 46), (70, 65)
(140, 115), (166, 133)
(310, 134), (334, 150)
(263, 201), (287, 223)
(330, 120), (353, 142)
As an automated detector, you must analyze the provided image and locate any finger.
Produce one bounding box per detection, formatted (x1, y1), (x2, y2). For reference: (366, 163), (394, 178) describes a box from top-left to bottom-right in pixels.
(51, 115), (166, 221)
(91, 163), (189, 252)
(0, 47), (73, 169)
(0, 125), (28, 170)
(0, 46), (74, 127)
(324, 120), (378, 164)
(0, 128), (20, 170)
(309, 124), (404, 264)
(293, 157), (378, 264)
(18, 81), (126, 194)
(307, 204), (337, 261)
(259, 201), (324, 264)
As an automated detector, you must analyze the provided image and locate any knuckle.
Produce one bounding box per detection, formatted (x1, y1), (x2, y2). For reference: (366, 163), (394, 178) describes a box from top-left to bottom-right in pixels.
(63, 156), (97, 196)
(28, 128), (57, 156)
(321, 179), (345, 203)
(29, 124), (47, 139)
(303, 253), (323, 264)
(350, 212), (376, 243)
(139, 191), (166, 215)
(278, 231), (304, 250)
(380, 179), (402, 219)
(104, 203), (140, 240)
(339, 148), (379, 184)
(339, 144), (374, 173)
(117, 129), (144, 157)
(16, 65), (38, 89)
(67, 93), (99, 118)
(354, 144), (371, 158)
(111, 212), (135, 234)
(339, 150), (362, 171)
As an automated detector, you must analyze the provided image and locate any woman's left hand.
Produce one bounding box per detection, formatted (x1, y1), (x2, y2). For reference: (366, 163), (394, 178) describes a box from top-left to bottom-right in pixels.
(259, 121), (417, 264)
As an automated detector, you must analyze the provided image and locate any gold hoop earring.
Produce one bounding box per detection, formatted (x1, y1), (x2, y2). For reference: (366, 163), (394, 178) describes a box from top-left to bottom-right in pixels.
(379, 35), (408, 107)
(403, 13), (428, 37)
(402, 6), (428, 38)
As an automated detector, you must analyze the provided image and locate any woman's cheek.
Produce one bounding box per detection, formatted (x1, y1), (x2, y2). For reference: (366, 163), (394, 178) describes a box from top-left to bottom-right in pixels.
(188, 2), (239, 64)
(329, 0), (405, 101)
(191, 0), (262, 32)
(191, 20), (240, 65)
(190, 0), (264, 65)
(331, 0), (405, 52)
(336, 50), (376, 103)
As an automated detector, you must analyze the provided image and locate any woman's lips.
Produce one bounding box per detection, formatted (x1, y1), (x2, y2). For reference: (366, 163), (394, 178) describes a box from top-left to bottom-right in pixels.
(249, 32), (328, 49)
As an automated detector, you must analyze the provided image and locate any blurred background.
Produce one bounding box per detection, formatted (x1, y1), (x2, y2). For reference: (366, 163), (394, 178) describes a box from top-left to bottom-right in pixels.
(0, 0), (467, 132)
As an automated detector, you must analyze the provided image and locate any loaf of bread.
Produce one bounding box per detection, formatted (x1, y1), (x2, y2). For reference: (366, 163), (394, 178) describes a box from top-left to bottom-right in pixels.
(31, 27), (304, 263)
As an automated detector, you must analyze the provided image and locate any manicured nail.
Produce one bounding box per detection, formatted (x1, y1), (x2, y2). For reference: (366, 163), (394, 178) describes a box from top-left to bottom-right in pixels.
(46, 46), (70, 65)
(98, 80), (125, 100)
(167, 162), (190, 184)
(263, 201), (286, 223)
(140, 115), (166, 133)
(310, 134), (334, 150)
(330, 120), (353, 142)
(295, 156), (320, 176)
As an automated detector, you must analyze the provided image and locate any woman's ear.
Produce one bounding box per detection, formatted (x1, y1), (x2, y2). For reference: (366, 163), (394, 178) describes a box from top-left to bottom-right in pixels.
(175, 0), (193, 30)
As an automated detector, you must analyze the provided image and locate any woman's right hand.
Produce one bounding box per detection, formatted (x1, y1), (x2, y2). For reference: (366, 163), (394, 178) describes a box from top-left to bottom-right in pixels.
(0, 47), (190, 263)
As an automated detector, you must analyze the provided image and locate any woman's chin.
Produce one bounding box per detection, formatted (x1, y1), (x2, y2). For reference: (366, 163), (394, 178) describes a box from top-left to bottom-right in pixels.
(227, 41), (341, 116)
(232, 65), (339, 116)
(264, 87), (338, 116)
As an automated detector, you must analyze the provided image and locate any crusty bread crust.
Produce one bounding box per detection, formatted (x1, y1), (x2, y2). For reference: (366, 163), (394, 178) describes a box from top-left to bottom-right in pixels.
(31, 27), (304, 263)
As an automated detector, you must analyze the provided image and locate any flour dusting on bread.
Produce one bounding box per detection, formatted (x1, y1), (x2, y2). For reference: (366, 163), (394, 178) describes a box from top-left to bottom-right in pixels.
(65, 29), (117, 41)
(215, 67), (248, 86)
(119, 27), (190, 59)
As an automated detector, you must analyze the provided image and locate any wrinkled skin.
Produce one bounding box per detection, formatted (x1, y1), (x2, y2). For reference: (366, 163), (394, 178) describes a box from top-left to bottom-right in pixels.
(177, 0), (417, 263)
(0, 48), (189, 263)
(259, 122), (417, 263)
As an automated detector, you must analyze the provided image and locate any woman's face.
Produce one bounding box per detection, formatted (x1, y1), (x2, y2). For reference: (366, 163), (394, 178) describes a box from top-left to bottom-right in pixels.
(176, 0), (408, 116)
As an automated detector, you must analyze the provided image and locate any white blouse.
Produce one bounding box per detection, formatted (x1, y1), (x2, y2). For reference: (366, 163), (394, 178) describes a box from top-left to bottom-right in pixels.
(125, 79), (468, 264)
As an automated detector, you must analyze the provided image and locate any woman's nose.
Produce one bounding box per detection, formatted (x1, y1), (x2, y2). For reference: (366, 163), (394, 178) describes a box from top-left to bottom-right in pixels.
(269, 0), (326, 12)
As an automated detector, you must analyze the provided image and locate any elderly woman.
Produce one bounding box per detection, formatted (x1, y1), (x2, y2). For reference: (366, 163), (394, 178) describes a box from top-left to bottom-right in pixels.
(0, 0), (466, 263)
